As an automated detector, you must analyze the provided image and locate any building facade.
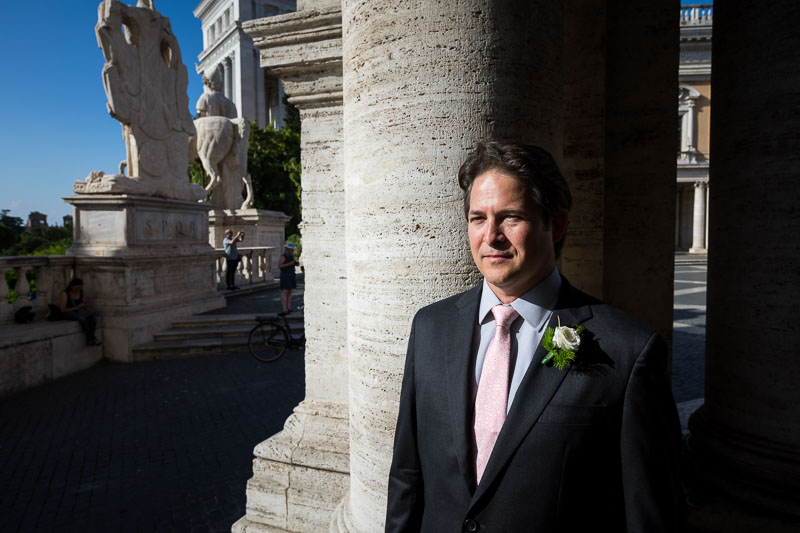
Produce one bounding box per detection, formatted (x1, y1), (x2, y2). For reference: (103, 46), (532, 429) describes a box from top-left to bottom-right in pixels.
(676, 5), (712, 253)
(25, 212), (48, 229)
(194, 0), (296, 128)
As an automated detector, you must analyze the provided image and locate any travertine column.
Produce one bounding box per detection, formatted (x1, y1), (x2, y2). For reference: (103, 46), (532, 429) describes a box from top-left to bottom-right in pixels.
(339, 2), (563, 531)
(689, 181), (707, 253)
(687, 2), (800, 530)
(561, 0), (677, 344)
(235, 6), (350, 532)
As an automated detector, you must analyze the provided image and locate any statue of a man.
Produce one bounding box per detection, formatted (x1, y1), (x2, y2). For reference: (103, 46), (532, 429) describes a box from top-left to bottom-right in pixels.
(196, 66), (238, 120)
(191, 65), (254, 211)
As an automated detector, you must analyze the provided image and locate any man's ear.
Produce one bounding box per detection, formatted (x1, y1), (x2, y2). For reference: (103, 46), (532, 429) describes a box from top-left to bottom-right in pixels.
(551, 209), (569, 244)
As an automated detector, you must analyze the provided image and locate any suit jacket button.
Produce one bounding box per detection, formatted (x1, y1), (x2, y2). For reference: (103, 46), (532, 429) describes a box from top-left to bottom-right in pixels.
(463, 518), (479, 532)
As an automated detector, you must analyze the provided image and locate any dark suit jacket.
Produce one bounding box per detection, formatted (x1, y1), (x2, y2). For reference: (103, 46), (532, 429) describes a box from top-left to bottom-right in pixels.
(386, 277), (686, 532)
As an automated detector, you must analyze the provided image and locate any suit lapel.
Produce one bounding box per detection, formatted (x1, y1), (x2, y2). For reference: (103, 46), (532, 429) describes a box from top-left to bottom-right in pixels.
(470, 279), (593, 504)
(443, 285), (481, 493)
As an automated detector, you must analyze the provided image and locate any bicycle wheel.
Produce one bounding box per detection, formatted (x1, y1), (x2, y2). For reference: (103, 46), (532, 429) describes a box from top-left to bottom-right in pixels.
(249, 322), (289, 362)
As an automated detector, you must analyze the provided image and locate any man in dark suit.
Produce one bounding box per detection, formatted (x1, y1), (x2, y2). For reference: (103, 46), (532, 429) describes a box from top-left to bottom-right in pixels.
(386, 142), (686, 532)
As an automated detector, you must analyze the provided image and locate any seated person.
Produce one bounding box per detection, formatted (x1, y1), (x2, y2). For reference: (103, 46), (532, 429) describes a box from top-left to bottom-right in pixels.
(59, 278), (101, 346)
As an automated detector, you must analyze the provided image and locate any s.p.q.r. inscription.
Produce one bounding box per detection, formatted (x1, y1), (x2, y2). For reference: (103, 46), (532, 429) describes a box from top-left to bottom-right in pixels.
(139, 212), (203, 242)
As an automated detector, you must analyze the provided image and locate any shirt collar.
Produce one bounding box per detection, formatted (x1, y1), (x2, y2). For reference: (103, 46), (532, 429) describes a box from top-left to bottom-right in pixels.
(478, 266), (562, 332)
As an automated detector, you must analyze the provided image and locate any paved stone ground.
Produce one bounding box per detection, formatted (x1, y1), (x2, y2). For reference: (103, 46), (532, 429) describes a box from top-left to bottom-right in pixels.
(0, 279), (306, 533)
(672, 263), (707, 404)
(0, 268), (704, 532)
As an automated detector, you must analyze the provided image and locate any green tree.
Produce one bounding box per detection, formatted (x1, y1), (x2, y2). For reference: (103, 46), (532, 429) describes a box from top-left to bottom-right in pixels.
(248, 97), (302, 235)
(3, 224), (72, 256)
(189, 161), (207, 189)
(0, 210), (24, 252)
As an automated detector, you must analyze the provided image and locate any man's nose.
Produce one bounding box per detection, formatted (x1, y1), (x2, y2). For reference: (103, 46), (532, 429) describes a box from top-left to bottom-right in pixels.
(486, 219), (505, 245)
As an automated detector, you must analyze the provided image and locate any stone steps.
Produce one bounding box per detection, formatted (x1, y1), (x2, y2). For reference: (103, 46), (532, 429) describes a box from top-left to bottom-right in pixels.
(132, 313), (305, 360)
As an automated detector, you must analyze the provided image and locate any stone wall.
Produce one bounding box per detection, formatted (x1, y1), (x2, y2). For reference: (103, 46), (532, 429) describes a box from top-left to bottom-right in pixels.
(0, 321), (103, 399)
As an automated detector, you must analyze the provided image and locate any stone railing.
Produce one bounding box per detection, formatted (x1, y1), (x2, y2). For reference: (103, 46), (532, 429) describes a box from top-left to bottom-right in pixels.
(0, 256), (76, 326)
(681, 4), (713, 25)
(214, 246), (277, 289)
(1, 247), (276, 325)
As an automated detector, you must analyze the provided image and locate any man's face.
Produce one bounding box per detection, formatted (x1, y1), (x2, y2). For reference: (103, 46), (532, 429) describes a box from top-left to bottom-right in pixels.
(468, 169), (565, 302)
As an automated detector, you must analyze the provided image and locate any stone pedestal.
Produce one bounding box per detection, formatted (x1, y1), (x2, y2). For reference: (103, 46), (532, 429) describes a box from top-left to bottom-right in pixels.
(235, 6), (351, 533)
(686, 2), (800, 530)
(209, 208), (291, 273)
(64, 195), (225, 362)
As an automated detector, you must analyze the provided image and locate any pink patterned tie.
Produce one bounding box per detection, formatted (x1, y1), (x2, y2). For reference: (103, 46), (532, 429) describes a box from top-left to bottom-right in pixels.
(474, 304), (519, 483)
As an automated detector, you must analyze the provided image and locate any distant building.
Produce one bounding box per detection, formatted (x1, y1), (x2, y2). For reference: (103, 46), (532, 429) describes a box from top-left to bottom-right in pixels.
(676, 4), (712, 253)
(25, 212), (48, 229)
(194, 0), (297, 128)
(63, 215), (73, 227)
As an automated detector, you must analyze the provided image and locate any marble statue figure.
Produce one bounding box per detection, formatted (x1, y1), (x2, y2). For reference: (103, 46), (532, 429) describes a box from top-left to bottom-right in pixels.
(191, 66), (254, 211)
(74, 0), (205, 202)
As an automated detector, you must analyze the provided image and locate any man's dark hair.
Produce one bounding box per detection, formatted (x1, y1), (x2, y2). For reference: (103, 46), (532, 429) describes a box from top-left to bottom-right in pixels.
(458, 141), (572, 257)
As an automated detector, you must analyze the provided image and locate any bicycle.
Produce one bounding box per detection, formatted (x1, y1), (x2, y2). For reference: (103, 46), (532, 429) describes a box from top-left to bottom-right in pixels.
(248, 307), (305, 362)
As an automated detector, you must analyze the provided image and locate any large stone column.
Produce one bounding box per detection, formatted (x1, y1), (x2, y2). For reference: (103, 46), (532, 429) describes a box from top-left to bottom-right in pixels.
(338, 2), (563, 531)
(689, 181), (707, 253)
(687, 2), (800, 531)
(235, 5), (350, 532)
(560, 0), (677, 344)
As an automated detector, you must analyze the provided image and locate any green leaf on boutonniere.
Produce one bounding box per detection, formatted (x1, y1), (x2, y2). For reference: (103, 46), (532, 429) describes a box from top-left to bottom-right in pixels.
(541, 320), (585, 370)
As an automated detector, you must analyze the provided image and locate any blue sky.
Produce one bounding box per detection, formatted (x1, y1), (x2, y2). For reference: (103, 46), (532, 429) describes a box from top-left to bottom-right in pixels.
(0, 0), (707, 225)
(0, 1), (204, 224)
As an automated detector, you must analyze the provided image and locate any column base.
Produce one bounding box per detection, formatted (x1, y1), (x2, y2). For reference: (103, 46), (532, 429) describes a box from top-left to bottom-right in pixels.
(235, 400), (350, 532)
(688, 247), (707, 254)
(329, 493), (354, 533)
(685, 405), (800, 529)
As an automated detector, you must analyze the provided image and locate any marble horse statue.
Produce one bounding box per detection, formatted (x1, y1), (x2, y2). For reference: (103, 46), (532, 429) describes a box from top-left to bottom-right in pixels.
(191, 67), (254, 211)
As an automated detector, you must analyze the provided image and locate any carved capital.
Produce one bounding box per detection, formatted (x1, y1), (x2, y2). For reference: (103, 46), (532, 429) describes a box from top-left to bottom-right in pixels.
(244, 6), (343, 109)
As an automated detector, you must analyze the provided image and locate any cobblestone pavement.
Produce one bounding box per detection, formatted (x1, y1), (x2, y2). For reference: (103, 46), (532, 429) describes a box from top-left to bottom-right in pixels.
(0, 279), (306, 533)
(0, 269), (705, 531)
(672, 263), (707, 405)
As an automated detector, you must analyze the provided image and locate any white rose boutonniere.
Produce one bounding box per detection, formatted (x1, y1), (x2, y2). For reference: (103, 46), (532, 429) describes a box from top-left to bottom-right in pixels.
(541, 316), (585, 370)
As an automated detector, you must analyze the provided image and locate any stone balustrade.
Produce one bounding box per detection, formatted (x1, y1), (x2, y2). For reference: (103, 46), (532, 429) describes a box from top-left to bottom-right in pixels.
(1, 247), (276, 325)
(0, 256), (76, 326)
(681, 4), (713, 25)
(214, 246), (277, 288)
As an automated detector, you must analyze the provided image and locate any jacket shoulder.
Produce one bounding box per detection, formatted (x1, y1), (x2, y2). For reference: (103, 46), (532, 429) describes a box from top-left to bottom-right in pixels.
(563, 281), (663, 360)
(412, 285), (480, 321)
